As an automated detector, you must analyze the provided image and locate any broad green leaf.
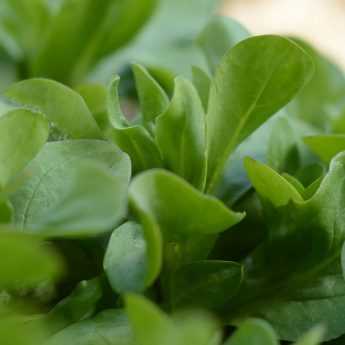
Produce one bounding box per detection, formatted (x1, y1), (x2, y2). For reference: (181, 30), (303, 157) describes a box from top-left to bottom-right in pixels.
(287, 38), (345, 130)
(156, 77), (207, 189)
(32, 0), (158, 84)
(197, 16), (250, 73)
(244, 157), (303, 207)
(0, 109), (48, 188)
(46, 309), (134, 345)
(294, 326), (324, 345)
(4, 78), (102, 139)
(224, 319), (278, 345)
(126, 294), (175, 345)
(206, 35), (314, 192)
(104, 222), (148, 293)
(106, 76), (163, 173)
(0, 230), (62, 289)
(129, 169), (244, 241)
(132, 63), (169, 130)
(11, 140), (131, 237)
(76, 83), (108, 132)
(170, 260), (243, 311)
(256, 262), (345, 341)
(304, 135), (345, 163)
(192, 66), (211, 111)
(27, 161), (129, 238)
(46, 278), (102, 334)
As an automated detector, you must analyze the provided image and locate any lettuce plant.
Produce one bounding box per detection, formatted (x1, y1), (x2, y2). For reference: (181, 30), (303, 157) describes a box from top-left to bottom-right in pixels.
(2, 14), (345, 345)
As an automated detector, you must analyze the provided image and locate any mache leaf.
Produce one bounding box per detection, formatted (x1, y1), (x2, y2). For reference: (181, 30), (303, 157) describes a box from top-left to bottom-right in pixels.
(156, 77), (206, 189)
(11, 140), (131, 237)
(206, 35), (314, 192)
(106, 76), (163, 173)
(4, 78), (102, 139)
(0, 108), (48, 188)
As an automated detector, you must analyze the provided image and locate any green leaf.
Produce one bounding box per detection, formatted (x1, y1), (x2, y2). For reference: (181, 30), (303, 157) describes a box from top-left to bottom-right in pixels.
(281, 173), (305, 196)
(156, 77), (207, 189)
(206, 35), (314, 193)
(197, 16), (250, 73)
(191, 66), (211, 111)
(11, 140), (131, 238)
(227, 152), (345, 341)
(126, 294), (175, 345)
(106, 76), (163, 173)
(0, 230), (62, 289)
(126, 294), (221, 345)
(172, 311), (221, 345)
(294, 326), (324, 345)
(304, 135), (345, 163)
(224, 319), (278, 345)
(0, 109), (48, 188)
(4, 78), (102, 139)
(46, 278), (102, 334)
(244, 157), (304, 207)
(104, 222), (148, 293)
(132, 63), (169, 130)
(255, 262), (345, 341)
(32, 0), (158, 84)
(170, 260), (243, 311)
(129, 169), (244, 241)
(46, 309), (134, 345)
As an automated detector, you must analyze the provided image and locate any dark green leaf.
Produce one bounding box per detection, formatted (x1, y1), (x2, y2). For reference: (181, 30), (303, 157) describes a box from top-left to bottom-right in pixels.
(170, 260), (243, 311)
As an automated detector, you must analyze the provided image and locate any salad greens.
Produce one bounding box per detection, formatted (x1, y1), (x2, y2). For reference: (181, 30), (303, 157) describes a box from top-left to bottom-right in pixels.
(2, 3), (345, 345)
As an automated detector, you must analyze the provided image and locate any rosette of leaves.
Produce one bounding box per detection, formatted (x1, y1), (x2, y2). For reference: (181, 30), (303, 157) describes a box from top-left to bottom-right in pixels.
(4, 14), (345, 345)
